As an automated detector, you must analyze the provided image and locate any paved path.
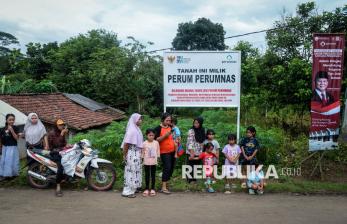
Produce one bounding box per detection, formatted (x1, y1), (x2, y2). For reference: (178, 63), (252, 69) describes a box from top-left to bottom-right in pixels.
(0, 188), (346, 224)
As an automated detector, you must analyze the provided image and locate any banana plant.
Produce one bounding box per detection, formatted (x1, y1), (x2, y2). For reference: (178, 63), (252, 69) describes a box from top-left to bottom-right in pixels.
(1, 75), (5, 94)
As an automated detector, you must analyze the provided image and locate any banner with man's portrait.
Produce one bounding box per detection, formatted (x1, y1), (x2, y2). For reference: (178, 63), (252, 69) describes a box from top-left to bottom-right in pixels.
(309, 33), (345, 151)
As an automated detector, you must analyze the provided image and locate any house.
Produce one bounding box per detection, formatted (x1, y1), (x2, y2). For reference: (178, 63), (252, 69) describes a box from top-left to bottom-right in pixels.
(0, 93), (125, 131)
(0, 93), (126, 158)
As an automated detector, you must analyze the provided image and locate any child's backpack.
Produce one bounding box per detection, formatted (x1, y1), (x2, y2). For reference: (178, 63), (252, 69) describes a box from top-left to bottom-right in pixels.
(177, 143), (185, 157)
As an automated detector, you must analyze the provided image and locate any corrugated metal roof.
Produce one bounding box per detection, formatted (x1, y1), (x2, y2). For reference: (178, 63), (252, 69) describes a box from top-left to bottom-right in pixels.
(63, 93), (106, 111)
(63, 93), (126, 120)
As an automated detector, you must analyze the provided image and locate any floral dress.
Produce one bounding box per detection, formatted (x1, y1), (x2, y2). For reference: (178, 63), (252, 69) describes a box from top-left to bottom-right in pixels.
(186, 129), (203, 157)
(122, 144), (142, 196)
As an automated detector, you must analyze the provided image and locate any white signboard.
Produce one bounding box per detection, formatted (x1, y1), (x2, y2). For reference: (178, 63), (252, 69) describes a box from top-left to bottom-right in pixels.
(163, 51), (241, 108)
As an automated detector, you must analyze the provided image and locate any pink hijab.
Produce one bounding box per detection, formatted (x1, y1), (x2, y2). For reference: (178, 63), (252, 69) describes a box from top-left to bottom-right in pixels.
(121, 113), (143, 149)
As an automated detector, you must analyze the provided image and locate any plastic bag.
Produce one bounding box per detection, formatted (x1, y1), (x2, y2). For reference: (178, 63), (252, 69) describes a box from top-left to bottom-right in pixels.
(61, 145), (82, 177)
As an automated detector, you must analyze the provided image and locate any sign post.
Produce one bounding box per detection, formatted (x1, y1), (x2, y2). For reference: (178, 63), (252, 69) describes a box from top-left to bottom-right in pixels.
(163, 51), (241, 139)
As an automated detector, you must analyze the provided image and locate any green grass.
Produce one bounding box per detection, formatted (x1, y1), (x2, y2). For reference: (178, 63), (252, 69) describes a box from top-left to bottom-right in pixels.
(2, 161), (346, 195)
(266, 179), (347, 194)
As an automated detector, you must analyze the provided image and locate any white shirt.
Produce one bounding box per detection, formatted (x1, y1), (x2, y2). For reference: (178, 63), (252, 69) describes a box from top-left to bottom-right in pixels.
(315, 89), (326, 100)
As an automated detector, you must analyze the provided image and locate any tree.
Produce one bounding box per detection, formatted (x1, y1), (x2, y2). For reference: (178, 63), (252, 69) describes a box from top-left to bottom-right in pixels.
(0, 31), (21, 75)
(48, 29), (162, 114)
(124, 37), (163, 115)
(266, 2), (346, 62)
(172, 18), (226, 50)
(25, 42), (58, 80)
(0, 31), (19, 56)
(49, 29), (122, 99)
(263, 2), (346, 109)
(1, 76), (57, 94)
(233, 41), (261, 94)
(0, 49), (25, 76)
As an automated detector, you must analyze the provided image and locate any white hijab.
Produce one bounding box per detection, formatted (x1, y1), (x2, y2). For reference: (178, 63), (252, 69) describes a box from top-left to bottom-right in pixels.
(121, 113), (143, 149)
(24, 113), (47, 145)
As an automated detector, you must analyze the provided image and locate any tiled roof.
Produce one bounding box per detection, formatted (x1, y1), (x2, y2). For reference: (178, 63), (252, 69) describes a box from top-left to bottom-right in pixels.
(0, 93), (120, 130)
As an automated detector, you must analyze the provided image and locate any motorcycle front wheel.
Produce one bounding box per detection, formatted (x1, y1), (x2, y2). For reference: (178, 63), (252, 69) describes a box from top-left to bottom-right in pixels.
(87, 163), (116, 191)
(27, 162), (51, 189)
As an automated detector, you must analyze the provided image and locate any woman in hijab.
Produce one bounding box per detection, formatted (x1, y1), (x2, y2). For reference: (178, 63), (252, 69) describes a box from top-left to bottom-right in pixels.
(121, 113), (143, 198)
(23, 113), (49, 151)
(186, 117), (205, 183)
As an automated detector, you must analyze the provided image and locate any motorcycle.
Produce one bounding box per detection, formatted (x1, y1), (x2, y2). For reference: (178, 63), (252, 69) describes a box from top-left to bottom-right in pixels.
(26, 139), (116, 191)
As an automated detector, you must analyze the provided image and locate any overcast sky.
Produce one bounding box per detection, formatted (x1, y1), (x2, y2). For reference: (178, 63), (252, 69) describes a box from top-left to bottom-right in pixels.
(0, 0), (345, 54)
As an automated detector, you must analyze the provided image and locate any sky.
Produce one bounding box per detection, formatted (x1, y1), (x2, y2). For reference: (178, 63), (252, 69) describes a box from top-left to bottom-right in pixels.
(0, 0), (345, 55)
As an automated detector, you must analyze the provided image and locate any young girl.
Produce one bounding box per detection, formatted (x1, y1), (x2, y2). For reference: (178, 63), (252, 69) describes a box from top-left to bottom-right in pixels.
(203, 129), (220, 165)
(0, 114), (20, 181)
(239, 126), (260, 165)
(197, 143), (217, 193)
(23, 113), (49, 152)
(222, 134), (241, 194)
(142, 129), (160, 197)
(239, 126), (260, 188)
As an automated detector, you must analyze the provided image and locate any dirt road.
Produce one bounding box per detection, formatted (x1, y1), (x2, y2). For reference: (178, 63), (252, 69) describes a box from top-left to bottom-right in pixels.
(0, 188), (346, 224)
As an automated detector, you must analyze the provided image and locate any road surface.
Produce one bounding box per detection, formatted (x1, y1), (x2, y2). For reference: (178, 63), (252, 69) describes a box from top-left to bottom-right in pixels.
(0, 188), (346, 224)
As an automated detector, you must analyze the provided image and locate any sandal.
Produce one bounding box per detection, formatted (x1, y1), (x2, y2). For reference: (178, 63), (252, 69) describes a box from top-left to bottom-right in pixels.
(142, 190), (149, 197)
(150, 190), (156, 196)
(207, 187), (215, 193)
(55, 190), (63, 197)
(122, 194), (136, 198)
(160, 189), (171, 195)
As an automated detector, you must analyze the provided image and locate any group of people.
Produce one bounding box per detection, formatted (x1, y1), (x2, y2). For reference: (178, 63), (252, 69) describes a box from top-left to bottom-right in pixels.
(121, 112), (265, 198)
(0, 113), (70, 196)
(121, 112), (177, 198)
(1, 111), (265, 197)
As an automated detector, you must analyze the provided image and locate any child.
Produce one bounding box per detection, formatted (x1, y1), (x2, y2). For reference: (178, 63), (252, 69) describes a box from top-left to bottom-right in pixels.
(203, 129), (220, 165)
(247, 163), (265, 195)
(142, 128), (160, 196)
(240, 126), (260, 165)
(171, 116), (183, 158)
(239, 126), (260, 188)
(196, 143), (217, 193)
(222, 134), (241, 194)
(0, 114), (20, 181)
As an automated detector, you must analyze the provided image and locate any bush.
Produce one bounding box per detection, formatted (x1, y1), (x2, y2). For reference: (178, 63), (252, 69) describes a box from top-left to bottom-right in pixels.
(71, 110), (312, 169)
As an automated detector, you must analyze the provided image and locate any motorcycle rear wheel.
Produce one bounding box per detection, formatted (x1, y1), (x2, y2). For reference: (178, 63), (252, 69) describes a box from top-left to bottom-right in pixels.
(27, 162), (51, 189)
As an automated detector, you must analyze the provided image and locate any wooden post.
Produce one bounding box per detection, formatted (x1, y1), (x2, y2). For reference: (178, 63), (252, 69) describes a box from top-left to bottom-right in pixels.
(300, 151), (318, 165)
(310, 151), (325, 179)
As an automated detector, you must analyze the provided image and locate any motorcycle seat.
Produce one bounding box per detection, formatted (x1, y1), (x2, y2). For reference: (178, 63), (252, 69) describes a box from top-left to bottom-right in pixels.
(38, 150), (53, 159)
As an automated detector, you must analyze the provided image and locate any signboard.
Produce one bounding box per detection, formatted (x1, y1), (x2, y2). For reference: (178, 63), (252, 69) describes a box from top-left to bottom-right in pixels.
(163, 51), (241, 108)
(309, 33), (345, 151)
